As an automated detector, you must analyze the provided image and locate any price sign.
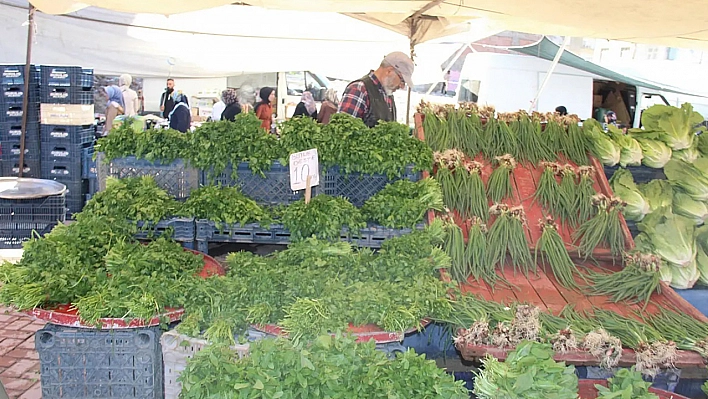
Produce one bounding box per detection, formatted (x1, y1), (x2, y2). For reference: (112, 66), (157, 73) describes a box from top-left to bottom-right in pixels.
(289, 149), (319, 191)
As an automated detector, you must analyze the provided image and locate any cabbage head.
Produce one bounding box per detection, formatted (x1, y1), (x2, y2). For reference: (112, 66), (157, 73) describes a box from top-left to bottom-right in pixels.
(673, 191), (708, 225)
(610, 168), (650, 221)
(664, 159), (708, 201)
(635, 137), (672, 168)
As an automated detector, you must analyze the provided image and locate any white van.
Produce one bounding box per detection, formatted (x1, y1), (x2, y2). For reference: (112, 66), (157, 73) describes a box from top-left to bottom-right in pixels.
(452, 52), (708, 128)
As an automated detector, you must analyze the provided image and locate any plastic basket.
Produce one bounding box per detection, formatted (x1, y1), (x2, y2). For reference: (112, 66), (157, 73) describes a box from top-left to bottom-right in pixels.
(603, 164), (666, 184)
(0, 121), (39, 141)
(40, 86), (94, 104)
(343, 223), (426, 249)
(99, 156), (199, 199)
(82, 146), (96, 179)
(0, 221), (56, 249)
(1, 84), (39, 106)
(40, 66), (93, 88)
(0, 64), (39, 86)
(2, 139), (40, 157)
(200, 161), (319, 206)
(322, 165), (421, 207)
(0, 192), (66, 226)
(134, 217), (196, 243)
(195, 220), (290, 252)
(1, 159), (40, 178)
(41, 124), (95, 147)
(35, 324), (164, 399)
(0, 103), (39, 124)
(161, 330), (251, 399)
(41, 159), (83, 181)
(41, 143), (86, 167)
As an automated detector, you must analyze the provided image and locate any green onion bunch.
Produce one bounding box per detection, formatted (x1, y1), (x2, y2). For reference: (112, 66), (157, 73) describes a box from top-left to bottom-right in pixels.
(483, 115), (517, 160)
(487, 154), (516, 203)
(535, 217), (582, 290)
(487, 204), (535, 276)
(573, 195), (628, 259)
(513, 111), (554, 164)
(564, 116), (591, 165)
(575, 166), (597, 224)
(558, 165), (579, 225)
(464, 217), (494, 284)
(588, 252), (663, 309)
(643, 308), (708, 358)
(534, 162), (562, 216)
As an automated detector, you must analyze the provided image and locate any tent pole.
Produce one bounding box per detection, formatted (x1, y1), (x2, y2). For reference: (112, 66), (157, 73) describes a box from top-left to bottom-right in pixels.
(19, 4), (36, 178)
(529, 36), (570, 113)
(406, 39), (414, 125)
(425, 43), (468, 96)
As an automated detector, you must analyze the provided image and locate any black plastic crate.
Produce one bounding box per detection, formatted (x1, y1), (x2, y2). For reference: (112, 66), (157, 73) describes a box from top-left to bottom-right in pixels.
(40, 124), (94, 147)
(41, 143), (86, 165)
(0, 222), (57, 249)
(0, 103), (39, 124)
(604, 164), (667, 184)
(0, 64), (39, 86)
(1, 159), (40, 178)
(40, 66), (93, 88)
(51, 179), (87, 216)
(101, 157), (198, 199)
(82, 147), (96, 179)
(0, 193), (66, 227)
(135, 217), (196, 244)
(35, 324), (164, 399)
(0, 122), (39, 142)
(1, 139), (40, 157)
(40, 86), (94, 104)
(1, 84), (39, 106)
(41, 159), (82, 181)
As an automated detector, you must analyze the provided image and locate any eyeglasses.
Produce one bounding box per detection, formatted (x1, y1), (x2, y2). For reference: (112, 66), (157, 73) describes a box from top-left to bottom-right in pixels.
(392, 68), (406, 88)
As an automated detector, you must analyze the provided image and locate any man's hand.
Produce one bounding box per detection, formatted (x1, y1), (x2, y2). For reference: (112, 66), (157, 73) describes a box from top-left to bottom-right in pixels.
(160, 106), (165, 112)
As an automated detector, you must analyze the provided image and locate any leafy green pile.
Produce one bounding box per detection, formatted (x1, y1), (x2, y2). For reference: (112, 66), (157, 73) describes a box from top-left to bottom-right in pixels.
(595, 367), (658, 399)
(0, 215), (203, 325)
(610, 168), (650, 222)
(178, 185), (271, 227)
(361, 178), (443, 228)
(96, 122), (191, 163)
(281, 195), (366, 241)
(473, 341), (579, 399)
(79, 176), (179, 223)
(179, 335), (468, 399)
(179, 224), (452, 341)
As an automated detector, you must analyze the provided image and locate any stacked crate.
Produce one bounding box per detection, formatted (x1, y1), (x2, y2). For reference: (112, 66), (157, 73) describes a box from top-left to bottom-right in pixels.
(39, 66), (95, 216)
(0, 64), (41, 178)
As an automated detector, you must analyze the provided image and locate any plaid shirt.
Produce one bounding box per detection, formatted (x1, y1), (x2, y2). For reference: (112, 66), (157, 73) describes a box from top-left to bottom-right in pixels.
(338, 72), (394, 119)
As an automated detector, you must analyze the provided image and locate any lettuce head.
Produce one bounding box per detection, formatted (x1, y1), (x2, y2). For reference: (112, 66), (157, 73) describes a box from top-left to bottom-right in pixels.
(671, 143), (701, 163)
(586, 125), (620, 166)
(664, 159), (708, 201)
(638, 207), (697, 267)
(634, 137), (672, 168)
(639, 180), (673, 212)
(673, 191), (708, 225)
(642, 103), (705, 150)
(609, 126), (642, 167)
(669, 260), (700, 289)
(610, 168), (650, 221)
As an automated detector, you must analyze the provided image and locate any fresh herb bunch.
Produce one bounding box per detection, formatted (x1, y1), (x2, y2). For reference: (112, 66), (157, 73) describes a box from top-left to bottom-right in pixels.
(179, 185), (271, 228)
(483, 116), (517, 160)
(487, 154), (516, 203)
(98, 124), (191, 163)
(573, 194), (628, 259)
(281, 195), (366, 241)
(558, 165), (579, 225)
(361, 178), (443, 228)
(535, 162), (562, 216)
(95, 121), (139, 161)
(79, 176), (179, 223)
(595, 367), (659, 399)
(487, 204), (534, 276)
(512, 111), (554, 164)
(473, 341), (579, 399)
(576, 166), (597, 223)
(535, 217), (582, 290)
(278, 116), (330, 162)
(179, 335), (469, 399)
(189, 115), (283, 181)
(588, 252), (663, 309)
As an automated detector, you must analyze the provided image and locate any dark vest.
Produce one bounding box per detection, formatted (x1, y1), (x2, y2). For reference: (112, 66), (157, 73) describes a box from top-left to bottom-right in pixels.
(348, 74), (396, 128)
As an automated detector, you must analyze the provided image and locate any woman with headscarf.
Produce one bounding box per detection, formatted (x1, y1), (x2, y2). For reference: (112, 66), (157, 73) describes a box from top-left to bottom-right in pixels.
(220, 88), (242, 122)
(238, 84), (256, 114)
(317, 88), (339, 125)
(102, 85), (125, 134)
(169, 92), (191, 133)
(255, 87), (276, 132)
(292, 91), (317, 119)
(119, 74), (140, 117)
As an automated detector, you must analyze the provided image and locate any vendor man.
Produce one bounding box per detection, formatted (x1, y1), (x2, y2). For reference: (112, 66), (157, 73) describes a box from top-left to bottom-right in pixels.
(338, 51), (414, 127)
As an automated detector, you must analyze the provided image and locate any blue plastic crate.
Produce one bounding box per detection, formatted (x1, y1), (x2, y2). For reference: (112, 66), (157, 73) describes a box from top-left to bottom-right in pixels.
(343, 223), (426, 249)
(41, 143), (86, 166)
(674, 287), (708, 318)
(604, 164), (666, 184)
(322, 165), (421, 207)
(674, 378), (708, 399)
(1, 159), (40, 178)
(40, 86), (94, 104)
(102, 156), (199, 199)
(134, 217), (196, 243)
(87, 177), (98, 196)
(41, 158), (83, 181)
(200, 161), (320, 206)
(0, 193), (66, 227)
(40, 124), (95, 147)
(195, 220), (290, 252)
(0, 103), (39, 124)
(40, 66), (93, 88)
(0, 123), (39, 144)
(2, 139), (40, 157)
(0, 64), (39, 86)
(1, 84), (39, 106)
(0, 221), (57, 249)
(82, 147), (96, 179)
(35, 324), (164, 399)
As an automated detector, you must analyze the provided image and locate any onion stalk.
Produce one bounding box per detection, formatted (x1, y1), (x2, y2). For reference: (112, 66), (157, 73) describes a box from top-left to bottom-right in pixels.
(534, 162), (562, 216)
(535, 217), (583, 290)
(483, 116), (517, 160)
(575, 166), (597, 224)
(573, 194), (628, 259)
(588, 252), (663, 309)
(487, 204), (535, 276)
(565, 117), (591, 165)
(513, 111), (554, 164)
(487, 155), (516, 203)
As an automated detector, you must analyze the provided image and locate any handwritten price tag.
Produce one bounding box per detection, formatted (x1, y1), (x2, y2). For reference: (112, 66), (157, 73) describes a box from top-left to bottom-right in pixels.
(289, 149), (319, 191)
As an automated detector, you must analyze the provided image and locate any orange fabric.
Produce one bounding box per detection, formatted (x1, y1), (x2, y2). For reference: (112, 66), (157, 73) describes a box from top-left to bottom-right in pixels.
(256, 103), (273, 131)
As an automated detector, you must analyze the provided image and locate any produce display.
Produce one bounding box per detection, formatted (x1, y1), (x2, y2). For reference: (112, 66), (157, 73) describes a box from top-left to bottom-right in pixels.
(595, 367), (660, 399)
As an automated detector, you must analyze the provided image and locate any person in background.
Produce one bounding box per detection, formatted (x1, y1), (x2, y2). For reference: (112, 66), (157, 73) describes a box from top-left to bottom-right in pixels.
(317, 88), (338, 125)
(119, 74), (140, 117)
(221, 88), (242, 121)
(555, 105), (568, 116)
(169, 93), (191, 133)
(137, 89), (145, 114)
(255, 87), (275, 132)
(211, 91), (226, 121)
(292, 91), (318, 119)
(604, 111), (618, 127)
(441, 70), (450, 95)
(160, 78), (188, 118)
(102, 85), (125, 135)
(238, 84), (256, 114)
(339, 51), (414, 127)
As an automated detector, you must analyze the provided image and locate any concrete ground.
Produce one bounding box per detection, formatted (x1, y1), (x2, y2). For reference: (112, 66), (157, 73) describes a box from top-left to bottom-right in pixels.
(0, 307), (45, 399)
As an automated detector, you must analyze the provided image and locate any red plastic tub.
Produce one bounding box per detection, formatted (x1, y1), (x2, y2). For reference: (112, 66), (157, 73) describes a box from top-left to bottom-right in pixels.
(578, 379), (690, 399)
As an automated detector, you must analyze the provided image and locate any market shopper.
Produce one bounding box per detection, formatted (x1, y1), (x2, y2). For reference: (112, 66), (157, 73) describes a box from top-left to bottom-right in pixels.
(119, 74), (140, 117)
(317, 88), (339, 125)
(212, 92), (226, 121)
(604, 111), (618, 127)
(221, 88), (242, 121)
(102, 85), (125, 135)
(255, 87), (276, 132)
(338, 51), (414, 127)
(238, 84), (257, 114)
(292, 91), (317, 119)
(555, 105), (568, 116)
(169, 93), (191, 133)
(160, 78), (188, 118)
